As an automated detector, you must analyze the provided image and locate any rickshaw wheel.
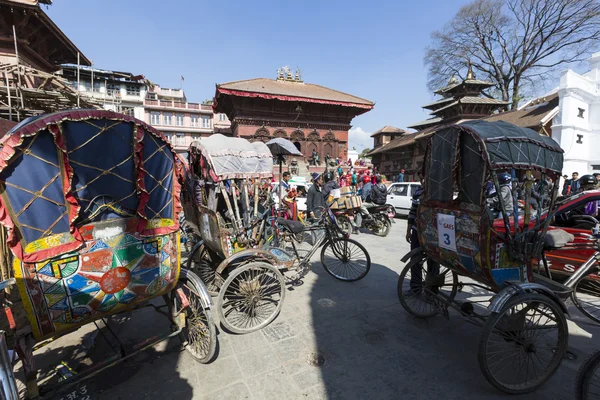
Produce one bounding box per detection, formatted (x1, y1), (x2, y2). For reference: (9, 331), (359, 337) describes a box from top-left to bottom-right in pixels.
(187, 243), (219, 296)
(217, 262), (286, 334)
(397, 260), (458, 318)
(478, 293), (568, 395)
(320, 238), (371, 282)
(576, 349), (600, 400)
(571, 273), (600, 325)
(173, 271), (217, 364)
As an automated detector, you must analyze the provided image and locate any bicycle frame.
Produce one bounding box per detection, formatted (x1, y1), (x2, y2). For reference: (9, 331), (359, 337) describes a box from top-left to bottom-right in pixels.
(280, 207), (347, 268)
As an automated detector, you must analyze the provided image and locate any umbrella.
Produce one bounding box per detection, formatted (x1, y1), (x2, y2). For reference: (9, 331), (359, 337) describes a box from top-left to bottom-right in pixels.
(265, 138), (304, 212)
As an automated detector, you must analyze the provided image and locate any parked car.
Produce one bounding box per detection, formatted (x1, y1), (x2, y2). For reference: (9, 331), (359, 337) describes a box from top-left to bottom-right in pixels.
(386, 182), (421, 216)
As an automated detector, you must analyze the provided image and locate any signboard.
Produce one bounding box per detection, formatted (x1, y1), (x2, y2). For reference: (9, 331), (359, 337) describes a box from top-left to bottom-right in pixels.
(437, 213), (456, 251)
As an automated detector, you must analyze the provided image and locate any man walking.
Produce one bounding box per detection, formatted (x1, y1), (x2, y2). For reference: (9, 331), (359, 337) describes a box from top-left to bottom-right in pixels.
(562, 172), (580, 195)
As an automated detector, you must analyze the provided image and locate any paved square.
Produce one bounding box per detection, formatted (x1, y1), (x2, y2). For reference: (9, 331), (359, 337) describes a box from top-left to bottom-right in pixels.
(33, 220), (600, 399)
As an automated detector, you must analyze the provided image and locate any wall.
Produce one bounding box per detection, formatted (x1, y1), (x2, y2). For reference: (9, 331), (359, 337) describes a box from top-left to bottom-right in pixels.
(235, 123), (348, 159)
(553, 64), (600, 174)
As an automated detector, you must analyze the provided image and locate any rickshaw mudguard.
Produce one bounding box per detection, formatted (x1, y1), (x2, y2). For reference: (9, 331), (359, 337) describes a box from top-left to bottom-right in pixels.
(401, 247), (424, 263)
(215, 248), (280, 275)
(488, 282), (569, 315)
(179, 268), (213, 309)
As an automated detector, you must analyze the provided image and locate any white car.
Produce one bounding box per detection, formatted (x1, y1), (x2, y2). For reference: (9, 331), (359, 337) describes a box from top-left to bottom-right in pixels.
(386, 182), (421, 216)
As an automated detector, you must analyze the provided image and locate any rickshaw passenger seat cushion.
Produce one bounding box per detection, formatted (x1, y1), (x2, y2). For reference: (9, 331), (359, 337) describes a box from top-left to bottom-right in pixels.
(277, 218), (305, 234)
(544, 229), (574, 249)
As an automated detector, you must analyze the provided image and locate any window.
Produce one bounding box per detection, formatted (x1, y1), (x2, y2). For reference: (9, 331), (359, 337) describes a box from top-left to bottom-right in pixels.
(202, 116), (212, 129)
(106, 83), (120, 96)
(123, 108), (135, 117)
(191, 115), (199, 127)
(578, 108), (586, 118)
(126, 85), (140, 96)
(409, 184), (421, 196)
(164, 133), (173, 143)
(176, 134), (185, 146)
(219, 113), (227, 121)
(150, 112), (160, 125)
(176, 114), (184, 126)
(163, 113), (172, 125)
(391, 185), (408, 196)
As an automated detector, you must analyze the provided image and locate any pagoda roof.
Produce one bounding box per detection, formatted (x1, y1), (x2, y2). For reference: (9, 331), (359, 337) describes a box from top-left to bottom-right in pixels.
(215, 78), (374, 110)
(407, 117), (443, 130)
(370, 125), (406, 137)
(434, 79), (495, 95)
(422, 97), (454, 110)
(431, 96), (509, 115)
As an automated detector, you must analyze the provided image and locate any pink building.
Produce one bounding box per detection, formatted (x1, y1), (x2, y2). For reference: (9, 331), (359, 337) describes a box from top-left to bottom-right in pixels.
(144, 87), (231, 153)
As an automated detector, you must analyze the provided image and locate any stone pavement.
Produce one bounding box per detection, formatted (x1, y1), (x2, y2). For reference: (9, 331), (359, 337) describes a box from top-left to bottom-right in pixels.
(29, 219), (600, 399)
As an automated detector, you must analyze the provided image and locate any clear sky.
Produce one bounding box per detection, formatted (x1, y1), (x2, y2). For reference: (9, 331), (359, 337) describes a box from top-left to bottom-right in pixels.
(47, 0), (476, 152)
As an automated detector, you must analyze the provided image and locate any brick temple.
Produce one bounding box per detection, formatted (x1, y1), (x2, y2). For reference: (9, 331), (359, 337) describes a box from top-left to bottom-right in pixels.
(213, 67), (374, 161)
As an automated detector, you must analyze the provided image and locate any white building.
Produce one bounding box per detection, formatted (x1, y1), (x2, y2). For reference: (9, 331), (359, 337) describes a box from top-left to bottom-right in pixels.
(553, 52), (600, 175)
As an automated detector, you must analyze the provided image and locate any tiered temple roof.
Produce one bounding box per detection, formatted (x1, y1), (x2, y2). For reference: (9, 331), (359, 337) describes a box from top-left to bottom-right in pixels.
(407, 64), (509, 130)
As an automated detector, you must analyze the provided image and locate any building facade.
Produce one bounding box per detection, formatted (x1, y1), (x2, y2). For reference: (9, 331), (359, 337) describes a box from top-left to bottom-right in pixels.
(213, 68), (374, 161)
(60, 65), (147, 119)
(552, 52), (600, 175)
(144, 87), (230, 153)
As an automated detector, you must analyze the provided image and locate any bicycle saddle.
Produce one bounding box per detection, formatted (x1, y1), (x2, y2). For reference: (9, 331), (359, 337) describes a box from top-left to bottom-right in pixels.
(277, 218), (305, 234)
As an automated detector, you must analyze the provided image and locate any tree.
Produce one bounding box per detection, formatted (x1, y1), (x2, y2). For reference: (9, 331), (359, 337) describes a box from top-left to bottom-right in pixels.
(359, 148), (372, 159)
(425, 0), (600, 109)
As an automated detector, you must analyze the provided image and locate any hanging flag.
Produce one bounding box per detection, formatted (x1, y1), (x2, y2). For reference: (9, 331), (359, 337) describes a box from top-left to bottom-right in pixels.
(181, 75), (185, 82)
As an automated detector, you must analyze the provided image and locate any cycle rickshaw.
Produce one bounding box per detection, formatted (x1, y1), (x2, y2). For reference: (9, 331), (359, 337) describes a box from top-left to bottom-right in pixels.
(182, 135), (371, 334)
(0, 110), (216, 399)
(397, 120), (578, 394)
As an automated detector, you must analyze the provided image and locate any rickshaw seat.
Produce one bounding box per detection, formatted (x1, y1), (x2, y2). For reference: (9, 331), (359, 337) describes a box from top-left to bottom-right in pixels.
(544, 229), (574, 250)
(277, 218), (305, 234)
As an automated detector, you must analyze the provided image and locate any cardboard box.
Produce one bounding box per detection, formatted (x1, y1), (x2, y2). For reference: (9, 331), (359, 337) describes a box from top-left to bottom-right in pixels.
(340, 186), (352, 196)
(329, 198), (346, 210)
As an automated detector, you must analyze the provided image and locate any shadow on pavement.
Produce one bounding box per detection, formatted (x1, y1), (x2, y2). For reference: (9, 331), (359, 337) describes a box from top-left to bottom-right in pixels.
(18, 302), (196, 400)
(304, 240), (581, 399)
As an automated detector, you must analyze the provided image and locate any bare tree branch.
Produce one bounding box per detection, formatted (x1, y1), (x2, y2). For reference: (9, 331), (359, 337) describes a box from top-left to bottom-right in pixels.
(424, 0), (600, 109)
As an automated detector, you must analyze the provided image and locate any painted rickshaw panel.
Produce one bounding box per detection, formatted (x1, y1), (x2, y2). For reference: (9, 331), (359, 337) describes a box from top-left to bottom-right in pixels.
(0, 110), (184, 341)
(14, 218), (180, 340)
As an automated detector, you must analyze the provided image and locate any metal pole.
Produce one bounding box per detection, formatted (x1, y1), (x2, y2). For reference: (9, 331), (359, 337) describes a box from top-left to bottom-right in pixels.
(76, 52), (80, 107)
(11, 25), (22, 121)
(91, 63), (94, 96)
(4, 72), (12, 121)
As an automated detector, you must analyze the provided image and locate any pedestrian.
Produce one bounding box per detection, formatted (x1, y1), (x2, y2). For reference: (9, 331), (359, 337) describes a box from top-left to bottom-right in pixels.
(562, 172), (580, 195)
(397, 169), (405, 183)
(404, 185), (440, 296)
(351, 170), (357, 187)
(337, 164), (343, 177)
(306, 173), (325, 219)
(371, 173), (377, 185)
